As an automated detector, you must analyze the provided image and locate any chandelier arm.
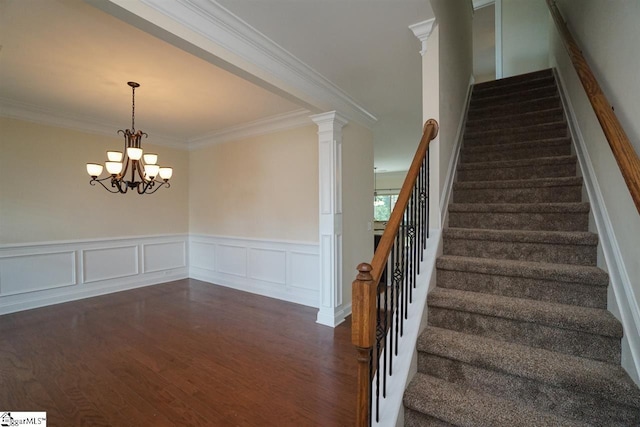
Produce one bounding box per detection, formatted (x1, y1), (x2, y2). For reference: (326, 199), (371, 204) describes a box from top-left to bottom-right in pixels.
(89, 178), (121, 194)
(143, 181), (170, 195)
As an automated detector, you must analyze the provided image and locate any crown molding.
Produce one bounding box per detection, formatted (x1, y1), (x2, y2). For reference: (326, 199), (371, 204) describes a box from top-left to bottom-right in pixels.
(127, 0), (377, 128)
(0, 97), (187, 149)
(1, 97), (317, 152)
(409, 18), (436, 56)
(188, 108), (313, 150)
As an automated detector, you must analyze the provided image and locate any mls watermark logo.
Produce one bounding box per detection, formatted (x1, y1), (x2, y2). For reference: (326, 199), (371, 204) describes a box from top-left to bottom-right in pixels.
(0, 412), (47, 426)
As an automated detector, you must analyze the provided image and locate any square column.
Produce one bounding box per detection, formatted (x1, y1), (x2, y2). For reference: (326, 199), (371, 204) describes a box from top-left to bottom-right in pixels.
(311, 111), (349, 327)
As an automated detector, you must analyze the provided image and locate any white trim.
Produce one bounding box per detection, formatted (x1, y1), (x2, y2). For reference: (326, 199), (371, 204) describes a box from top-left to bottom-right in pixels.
(440, 75), (475, 226)
(495, 0), (503, 79)
(311, 111), (349, 327)
(189, 234), (320, 308)
(122, 0), (377, 128)
(0, 234), (189, 315)
(554, 69), (640, 383)
(188, 108), (313, 149)
(409, 18), (436, 57)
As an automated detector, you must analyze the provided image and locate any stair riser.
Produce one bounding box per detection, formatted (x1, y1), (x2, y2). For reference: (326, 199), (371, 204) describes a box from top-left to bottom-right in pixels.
(457, 162), (577, 182)
(461, 143), (571, 163)
(448, 211), (589, 232)
(473, 77), (556, 99)
(466, 110), (565, 133)
(467, 97), (560, 120)
(453, 184), (581, 204)
(428, 308), (621, 363)
(418, 353), (639, 427)
(443, 238), (596, 266)
(471, 86), (559, 108)
(436, 268), (607, 308)
(404, 409), (455, 427)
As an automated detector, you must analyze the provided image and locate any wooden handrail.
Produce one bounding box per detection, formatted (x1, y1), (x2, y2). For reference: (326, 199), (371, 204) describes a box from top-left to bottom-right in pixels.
(369, 119), (439, 285)
(546, 0), (640, 215)
(351, 118), (438, 427)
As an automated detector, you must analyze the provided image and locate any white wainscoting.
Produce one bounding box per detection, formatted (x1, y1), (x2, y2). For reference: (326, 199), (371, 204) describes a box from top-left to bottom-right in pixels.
(189, 234), (319, 308)
(0, 234), (188, 315)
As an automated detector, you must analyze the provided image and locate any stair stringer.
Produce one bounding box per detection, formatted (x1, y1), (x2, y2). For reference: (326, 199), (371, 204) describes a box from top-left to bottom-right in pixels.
(440, 75), (475, 228)
(554, 68), (640, 385)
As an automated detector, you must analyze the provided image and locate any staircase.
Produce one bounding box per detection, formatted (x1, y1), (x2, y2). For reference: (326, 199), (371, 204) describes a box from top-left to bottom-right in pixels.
(403, 69), (640, 426)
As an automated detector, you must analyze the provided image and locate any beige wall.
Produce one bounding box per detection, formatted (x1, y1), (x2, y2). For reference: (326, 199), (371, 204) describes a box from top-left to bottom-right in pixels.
(430, 0), (473, 202)
(342, 122), (374, 309)
(501, 0), (549, 78)
(375, 171), (405, 193)
(551, 0), (640, 381)
(189, 125), (319, 242)
(0, 117), (189, 244)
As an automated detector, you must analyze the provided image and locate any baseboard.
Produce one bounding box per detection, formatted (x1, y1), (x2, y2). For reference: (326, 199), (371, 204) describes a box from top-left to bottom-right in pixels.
(189, 234), (320, 308)
(315, 302), (351, 327)
(439, 74), (475, 226)
(0, 234), (189, 315)
(554, 68), (640, 383)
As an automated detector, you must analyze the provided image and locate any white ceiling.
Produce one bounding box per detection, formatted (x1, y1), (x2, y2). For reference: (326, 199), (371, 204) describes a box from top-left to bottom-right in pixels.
(0, 0), (493, 172)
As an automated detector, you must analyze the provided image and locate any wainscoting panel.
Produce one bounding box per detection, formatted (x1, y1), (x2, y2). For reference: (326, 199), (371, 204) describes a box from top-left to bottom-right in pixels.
(288, 251), (319, 291)
(248, 248), (286, 284)
(0, 251), (76, 296)
(143, 241), (187, 273)
(217, 244), (248, 277)
(190, 235), (319, 308)
(83, 245), (139, 283)
(0, 235), (189, 315)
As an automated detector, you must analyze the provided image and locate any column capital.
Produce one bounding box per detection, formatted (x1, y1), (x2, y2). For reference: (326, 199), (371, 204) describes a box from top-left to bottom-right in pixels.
(409, 18), (436, 56)
(310, 111), (349, 131)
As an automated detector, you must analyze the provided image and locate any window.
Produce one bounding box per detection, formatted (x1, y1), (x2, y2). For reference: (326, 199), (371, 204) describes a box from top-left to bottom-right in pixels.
(374, 194), (399, 221)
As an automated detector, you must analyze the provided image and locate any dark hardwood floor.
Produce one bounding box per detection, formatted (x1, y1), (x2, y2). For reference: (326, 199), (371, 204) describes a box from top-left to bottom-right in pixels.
(0, 279), (357, 426)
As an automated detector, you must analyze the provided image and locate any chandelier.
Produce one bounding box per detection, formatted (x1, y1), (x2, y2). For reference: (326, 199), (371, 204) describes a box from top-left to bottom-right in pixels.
(86, 81), (173, 194)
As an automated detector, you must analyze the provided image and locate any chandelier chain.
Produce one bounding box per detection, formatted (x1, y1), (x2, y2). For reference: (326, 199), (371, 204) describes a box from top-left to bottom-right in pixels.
(131, 85), (136, 131)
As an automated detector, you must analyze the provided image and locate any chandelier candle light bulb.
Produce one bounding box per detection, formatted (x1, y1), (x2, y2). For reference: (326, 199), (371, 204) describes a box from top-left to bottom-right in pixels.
(86, 81), (173, 194)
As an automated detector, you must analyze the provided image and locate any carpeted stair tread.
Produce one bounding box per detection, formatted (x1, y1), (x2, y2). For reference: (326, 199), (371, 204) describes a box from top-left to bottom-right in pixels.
(449, 202), (589, 214)
(467, 95), (561, 120)
(436, 255), (608, 308)
(448, 201), (589, 215)
(428, 287), (622, 338)
(464, 121), (568, 144)
(417, 326), (640, 409)
(448, 202), (589, 231)
(465, 107), (565, 132)
(472, 68), (554, 92)
(456, 155), (577, 182)
(436, 255), (608, 287)
(443, 227), (597, 246)
(461, 136), (571, 155)
(404, 372), (589, 427)
(470, 85), (559, 108)
(453, 176), (581, 190)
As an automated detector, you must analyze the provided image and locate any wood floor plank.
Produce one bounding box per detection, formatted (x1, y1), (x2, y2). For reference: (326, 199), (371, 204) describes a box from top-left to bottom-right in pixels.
(0, 279), (357, 426)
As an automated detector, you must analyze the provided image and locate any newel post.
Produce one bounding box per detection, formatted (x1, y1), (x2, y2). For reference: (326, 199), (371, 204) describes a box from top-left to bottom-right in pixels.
(352, 262), (376, 427)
